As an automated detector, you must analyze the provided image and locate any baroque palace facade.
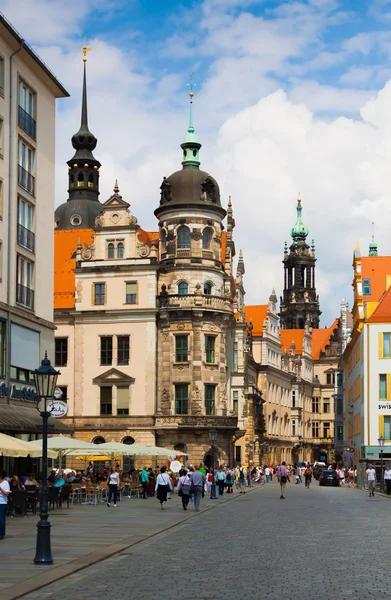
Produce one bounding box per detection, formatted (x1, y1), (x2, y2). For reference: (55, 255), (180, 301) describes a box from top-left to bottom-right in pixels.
(54, 59), (344, 467)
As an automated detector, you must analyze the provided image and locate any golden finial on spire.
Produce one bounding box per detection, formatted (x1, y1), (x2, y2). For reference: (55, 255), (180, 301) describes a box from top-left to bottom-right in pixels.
(297, 192), (302, 204)
(82, 41), (92, 62)
(187, 72), (196, 98)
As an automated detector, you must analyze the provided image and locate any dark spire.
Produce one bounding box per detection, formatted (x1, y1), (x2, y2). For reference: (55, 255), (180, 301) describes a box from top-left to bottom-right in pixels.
(70, 61), (98, 161)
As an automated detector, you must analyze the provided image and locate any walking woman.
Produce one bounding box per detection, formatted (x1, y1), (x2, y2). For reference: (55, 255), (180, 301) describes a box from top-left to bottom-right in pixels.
(176, 469), (192, 510)
(107, 465), (119, 507)
(155, 466), (172, 509)
(226, 469), (234, 493)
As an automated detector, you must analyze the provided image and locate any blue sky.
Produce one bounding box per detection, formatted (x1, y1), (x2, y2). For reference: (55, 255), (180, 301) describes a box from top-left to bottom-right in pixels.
(4, 0), (391, 325)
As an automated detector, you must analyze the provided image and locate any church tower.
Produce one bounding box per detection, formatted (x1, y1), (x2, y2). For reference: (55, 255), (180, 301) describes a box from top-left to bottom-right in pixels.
(154, 86), (237, 466)
(279, 197), (321, 329)
(55, 48), (102, 230)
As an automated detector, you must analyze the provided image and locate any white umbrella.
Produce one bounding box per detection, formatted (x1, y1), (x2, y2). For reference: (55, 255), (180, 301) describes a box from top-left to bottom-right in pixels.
(143, 446), (186, 457)
(0, 433), (57, 458)
(25, 435), (103, 469)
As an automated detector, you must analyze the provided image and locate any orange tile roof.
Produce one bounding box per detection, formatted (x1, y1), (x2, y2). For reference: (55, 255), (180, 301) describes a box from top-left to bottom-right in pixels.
(137, 228), (159, 245)
(311, 319), (339, 360)
(54, 229), (94, 310)
(367, 286), (391, 323)
(280, 329), (304, 354)
(221, 231), (227, 266)
(245, 305), (268, 336)
(362, 256), (391, 303)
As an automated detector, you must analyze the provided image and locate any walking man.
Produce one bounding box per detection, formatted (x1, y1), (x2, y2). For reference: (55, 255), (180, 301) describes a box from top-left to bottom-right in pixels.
(0, 471), (10, 539)
(190, 465), (205, 511)
(216, 467), (226, 496)
(140, 466), (149, 499)
(277, 462), (288, 499)
(304, 465), (312, 488)
(366, 463), (377, 497)
(265, 466), (271, 483)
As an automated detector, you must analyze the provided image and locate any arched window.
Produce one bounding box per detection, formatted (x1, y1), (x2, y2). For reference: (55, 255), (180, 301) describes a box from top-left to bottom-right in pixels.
(92, 436), (105, 444)
(88, 173), (94, 188)
(174, 443), (187, 452)
(177, 226), (190, 249)
(178, 281), (188, 295)
(117, 243), (124, 259)
(108, 243), (115, 259)
(122, 436), (135, 445)
(202, 227), (213, 250)
(77, 171), (84, 187)
(204, 282), (212, 295)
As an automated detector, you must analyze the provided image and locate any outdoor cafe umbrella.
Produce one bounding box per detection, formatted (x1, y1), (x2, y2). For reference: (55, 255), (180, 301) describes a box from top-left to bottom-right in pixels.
(24, 435), (103, 469)
(0, 432), (57, 458)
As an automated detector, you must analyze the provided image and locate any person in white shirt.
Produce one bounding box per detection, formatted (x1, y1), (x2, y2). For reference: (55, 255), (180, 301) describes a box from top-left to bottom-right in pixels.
(384, 465), (391, 496)
(366, 464), (377, 497)
(0, 471), (11, 540)
(155, 466), (172, 509)
(265, 467), (271, 483)
(106, 466), (120, 507)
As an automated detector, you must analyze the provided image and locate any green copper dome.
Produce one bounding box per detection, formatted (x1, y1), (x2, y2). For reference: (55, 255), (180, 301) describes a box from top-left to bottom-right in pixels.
(290, 196), (309, 243)
(181, 91), (201, 167)
(369, 236), (378, 256)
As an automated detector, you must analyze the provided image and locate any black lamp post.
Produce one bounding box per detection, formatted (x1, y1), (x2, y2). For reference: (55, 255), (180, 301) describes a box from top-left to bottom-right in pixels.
(209, 427), (218, 500)
(378, 435), (385, 489)
(33, 352), (60, 565)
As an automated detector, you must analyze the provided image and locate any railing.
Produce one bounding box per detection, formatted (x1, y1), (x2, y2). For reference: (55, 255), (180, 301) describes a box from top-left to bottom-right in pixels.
(18, 165), (35, 196)
(158, 293), (232, 311)
(18, 105), (36, 139)
(17, 224), (35, 252)
(16, 283), (34, 309)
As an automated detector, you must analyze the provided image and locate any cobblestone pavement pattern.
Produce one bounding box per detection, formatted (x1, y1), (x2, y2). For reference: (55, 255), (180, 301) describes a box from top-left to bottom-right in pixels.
(21, 483), (391, 600)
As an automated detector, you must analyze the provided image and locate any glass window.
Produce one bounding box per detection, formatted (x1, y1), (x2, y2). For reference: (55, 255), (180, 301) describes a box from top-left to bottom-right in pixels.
(205, 384), (215, 415)
(205, 336), (215, 363)
(55, 338), (68, 367)
(100, 386), (112, 415)
(94, 283), (105, 305)
(337, 425), (343, 441)
(117, 243), (124, 259)
(0, 58), (4, 93)
(235, 446), (241, 463)
(292, 391), (296, 408)
(292, 420), (296, 436)
(0, 320), (5, 378)
(107, 243), (115, 259)
(337, 398), (343, 416)
(384, 416), (391, 440)
(19, 80), (35, 117)
(337, 372), (343, 387)
(312, 422), (319, 437)
(175, 335), (188, 363)
(16, 255), (34, 308)
(117, 336), (130, 365)
(117, 386), (129, 415)
(125, 282), (137, 304)
(326, 373), (335, 385)
(100, 336), (113, 366)
(383, 333), (391, 358)
(233, 342), (238, 371)
(233, 391), (238, 415)
(323, 422), (331, 438)
(323, 401), (330, 413)
(380, 374), (387, 399)
(17, 198), (34, 251)
(177, 226), (190, 249)
(178, 281), (188, 295)
(202, 227), (213, 250)
(204, 282), (212, 295)
(363, 278), (371, 295)
(175, 384), (188, 414)
(312, 398), (319, 412)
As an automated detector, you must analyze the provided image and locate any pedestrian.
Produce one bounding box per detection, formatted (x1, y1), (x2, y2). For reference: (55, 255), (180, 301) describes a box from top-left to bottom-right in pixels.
(0, 471), (10, 540)
(176, 469), (192, 510)
(265, 466), (271, 483)
(107, 465), (119, 507)
(304, 465), (312, 488)
(199, 463), (207, 497)
(277, 461), (288, 499)
(225, 468), (234, 493)
(366, 463), (377, 497)
(190, 465), (205, 511)
(239, 465), (246, 493)
(140, 466), (149, 499)
(147, 468), (155, 497)
(216, 467), (226, 496)
(338, 467), (345, 487)
(384, 465), (391, 495)
(155, 466), (172, 509)
(295, 466), (301, 484)
(206, 468), (213, 495)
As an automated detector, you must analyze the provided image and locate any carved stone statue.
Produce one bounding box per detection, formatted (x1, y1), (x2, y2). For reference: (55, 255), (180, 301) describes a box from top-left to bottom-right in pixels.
(291, 291), (296, 303)
(304, 291), (309, 302)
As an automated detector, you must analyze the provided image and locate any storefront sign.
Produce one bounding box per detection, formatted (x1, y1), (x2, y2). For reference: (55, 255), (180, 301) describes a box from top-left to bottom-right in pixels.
(0, 382), (37, 401)
(47, 400), (68, 418)
(378, 403), (391, 414)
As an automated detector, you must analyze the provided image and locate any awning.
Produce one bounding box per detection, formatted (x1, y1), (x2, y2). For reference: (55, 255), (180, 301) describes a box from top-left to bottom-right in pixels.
(0, 402), (73, 434)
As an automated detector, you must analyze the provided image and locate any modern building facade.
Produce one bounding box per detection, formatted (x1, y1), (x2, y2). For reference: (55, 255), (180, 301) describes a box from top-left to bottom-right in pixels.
(0, 14), (69, 438)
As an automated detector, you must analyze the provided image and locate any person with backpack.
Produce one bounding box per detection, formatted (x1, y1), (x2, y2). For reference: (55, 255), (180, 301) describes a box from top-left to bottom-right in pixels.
(238, 466), (246, 494)
(277, 462), (288, 499)
(304, 466), (312, 488)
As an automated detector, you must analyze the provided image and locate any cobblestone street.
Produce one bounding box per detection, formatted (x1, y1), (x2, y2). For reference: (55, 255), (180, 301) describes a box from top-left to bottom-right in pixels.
(19, 482), (391, 600)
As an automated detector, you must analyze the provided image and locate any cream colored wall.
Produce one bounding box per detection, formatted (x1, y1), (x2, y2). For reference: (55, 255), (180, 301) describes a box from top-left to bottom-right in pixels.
(56, 318), (156, 417)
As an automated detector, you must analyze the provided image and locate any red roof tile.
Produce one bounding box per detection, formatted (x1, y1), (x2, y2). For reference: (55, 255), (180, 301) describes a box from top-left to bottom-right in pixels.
(54, 229), (94, 310)
(280, 329), (304, 354)
(311, 319), (339, 360)
(367, 286), (391, 323)
(245, 305), (268, 336)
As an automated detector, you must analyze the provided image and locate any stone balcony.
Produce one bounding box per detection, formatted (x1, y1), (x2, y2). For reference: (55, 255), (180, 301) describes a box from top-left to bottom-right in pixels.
(158, 293), (232, 312)
(155, 414), (238, 430)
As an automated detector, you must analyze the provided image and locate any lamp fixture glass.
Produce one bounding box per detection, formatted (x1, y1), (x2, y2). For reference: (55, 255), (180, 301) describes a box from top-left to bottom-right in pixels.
(378, 435), (385, 448)
(209, 427), (217, 443)
(33, 352), (60, 402)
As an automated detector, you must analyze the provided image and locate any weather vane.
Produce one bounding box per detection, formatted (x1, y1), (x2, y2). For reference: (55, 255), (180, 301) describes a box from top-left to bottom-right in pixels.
(82, 41), (92, 62)
(187, 72), (196, 98)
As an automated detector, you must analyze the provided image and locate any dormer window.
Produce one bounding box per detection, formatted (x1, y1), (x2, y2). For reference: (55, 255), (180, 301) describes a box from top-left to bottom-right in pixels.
(177, 226), (190, 249)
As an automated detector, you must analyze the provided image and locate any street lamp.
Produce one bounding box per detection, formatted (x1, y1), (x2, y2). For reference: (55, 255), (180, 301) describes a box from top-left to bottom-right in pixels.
(209, 427), (218, 500)
(33, 352), (60, 565)
(378, 435), (385, 489)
